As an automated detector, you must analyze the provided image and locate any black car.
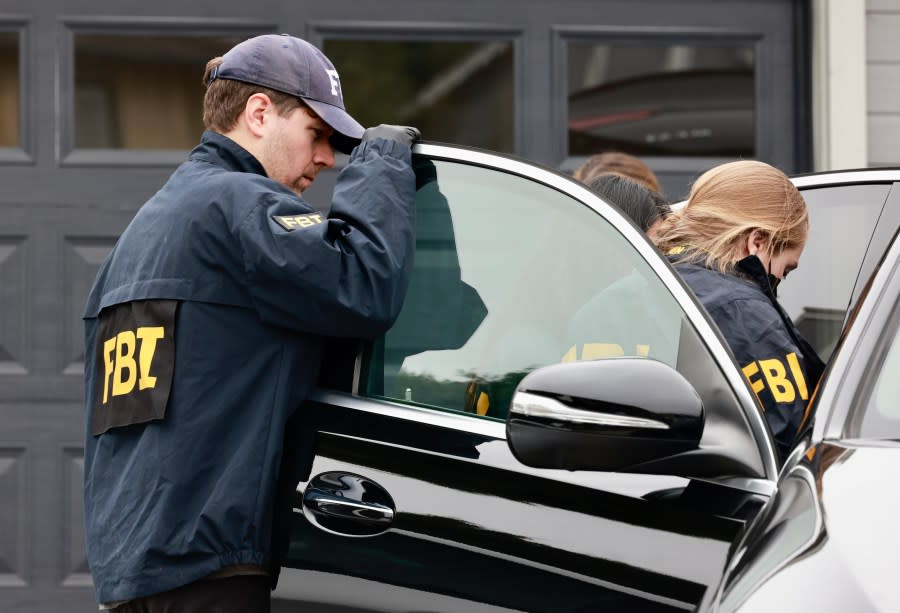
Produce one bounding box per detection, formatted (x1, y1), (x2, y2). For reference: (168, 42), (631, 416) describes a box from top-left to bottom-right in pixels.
(270, 145), (900, 612)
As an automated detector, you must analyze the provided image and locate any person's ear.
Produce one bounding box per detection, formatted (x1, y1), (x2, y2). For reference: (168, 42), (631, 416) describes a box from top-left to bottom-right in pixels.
(745, 229), (769, 256)
(242, 93), (272, 138)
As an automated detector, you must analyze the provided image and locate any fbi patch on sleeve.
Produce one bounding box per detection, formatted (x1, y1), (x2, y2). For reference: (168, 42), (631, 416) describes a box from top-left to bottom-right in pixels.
(273, 213), (324, 231)
(92, 300), (177, 436)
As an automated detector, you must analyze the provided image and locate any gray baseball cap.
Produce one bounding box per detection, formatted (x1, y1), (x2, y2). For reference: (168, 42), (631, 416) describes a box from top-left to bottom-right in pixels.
(209, 34), (364, 153)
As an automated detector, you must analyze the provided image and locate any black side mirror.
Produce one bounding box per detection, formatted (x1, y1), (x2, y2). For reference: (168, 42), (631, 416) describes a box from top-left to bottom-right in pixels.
(506, 358), (703, 471)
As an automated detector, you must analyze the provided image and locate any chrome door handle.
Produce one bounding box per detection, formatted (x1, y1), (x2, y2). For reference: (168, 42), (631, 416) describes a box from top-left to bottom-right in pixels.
(298, 472), (396, 537)
(305, 489), (394, 526)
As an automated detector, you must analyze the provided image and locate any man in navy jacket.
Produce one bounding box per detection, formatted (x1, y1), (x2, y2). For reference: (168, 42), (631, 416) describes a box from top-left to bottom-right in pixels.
(82, 34), (419, 611)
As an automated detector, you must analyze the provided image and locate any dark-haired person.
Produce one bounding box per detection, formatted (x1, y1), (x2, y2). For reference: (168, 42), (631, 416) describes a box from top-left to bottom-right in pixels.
(585, 171), (671, 239)
(82, 34), (420, 611)
(655, 160), (825, 463)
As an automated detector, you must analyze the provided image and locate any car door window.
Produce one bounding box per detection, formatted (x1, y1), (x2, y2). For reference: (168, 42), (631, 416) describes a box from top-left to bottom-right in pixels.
(364, 157), (689, 419)
(779, 184), (890, 360)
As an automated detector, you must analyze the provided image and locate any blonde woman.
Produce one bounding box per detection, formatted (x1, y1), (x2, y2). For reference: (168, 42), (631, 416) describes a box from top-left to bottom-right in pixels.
(655, 160), (825, 463)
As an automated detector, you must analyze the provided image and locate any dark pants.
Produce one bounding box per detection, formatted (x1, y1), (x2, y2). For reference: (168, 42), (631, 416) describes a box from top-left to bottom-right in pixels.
(115, 575), (271, 613)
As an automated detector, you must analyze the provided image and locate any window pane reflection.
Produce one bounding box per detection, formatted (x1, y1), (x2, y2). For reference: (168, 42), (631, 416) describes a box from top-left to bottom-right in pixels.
(323, 40), (514, 153)
(74, 34), (245, 149)
(568, 42), (755, 157)
(0, 31), (19, 147)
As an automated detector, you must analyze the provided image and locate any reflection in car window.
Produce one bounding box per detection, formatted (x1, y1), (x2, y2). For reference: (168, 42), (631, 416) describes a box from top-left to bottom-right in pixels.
(858, 320), (900, 439)
(778, 184), (890, 361)
(364, 158), (697, 420)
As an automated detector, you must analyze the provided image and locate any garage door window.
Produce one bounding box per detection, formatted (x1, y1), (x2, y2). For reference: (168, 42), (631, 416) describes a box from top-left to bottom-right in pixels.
(0, 31), (19, 148)
(567, 41), (755, 157)
(323, 39), (514, 153)
(73, 34), (245, 149)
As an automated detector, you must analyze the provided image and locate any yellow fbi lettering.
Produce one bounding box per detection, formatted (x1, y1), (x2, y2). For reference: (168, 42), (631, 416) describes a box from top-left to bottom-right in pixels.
(742, 352), (809, 405)
(561, 342), (652, 362)
(102, 327), (165, 404)
(273, 213), (324, 230)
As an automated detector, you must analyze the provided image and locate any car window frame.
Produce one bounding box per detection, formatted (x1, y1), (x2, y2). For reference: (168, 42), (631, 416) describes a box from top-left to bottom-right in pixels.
(349, 141), (780, 481)
(812, 227), (900, 442)
(847, 180), (900, 312)
(789, 170), (900, 318)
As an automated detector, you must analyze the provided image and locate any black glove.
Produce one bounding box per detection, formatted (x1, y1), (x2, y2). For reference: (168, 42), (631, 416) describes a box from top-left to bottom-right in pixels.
(361, 124), (421, 148)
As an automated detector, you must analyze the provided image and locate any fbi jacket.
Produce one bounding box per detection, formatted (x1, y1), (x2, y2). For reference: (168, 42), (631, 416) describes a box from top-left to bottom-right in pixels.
(82, 131), (415, 604)
(673, 255), (825, 462)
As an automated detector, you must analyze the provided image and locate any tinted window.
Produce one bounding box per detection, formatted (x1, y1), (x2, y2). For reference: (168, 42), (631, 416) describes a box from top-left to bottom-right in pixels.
(779, 184), (890, 360)
(323, 40), (514, 153)
(567, 42), (754, 157)
(364, 157), (706, 421)
(74, 34), (244, 149)
(0, 31), (19, 147)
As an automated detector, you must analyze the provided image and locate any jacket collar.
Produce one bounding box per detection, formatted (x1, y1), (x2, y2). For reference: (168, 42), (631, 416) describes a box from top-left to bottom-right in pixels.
(667, 246), (778, 300)
(734, 254), (780, 300)
(188, 130), (267, 177)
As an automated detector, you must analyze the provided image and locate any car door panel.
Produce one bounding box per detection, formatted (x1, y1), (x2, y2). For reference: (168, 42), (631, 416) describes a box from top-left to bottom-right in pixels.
(276, 145), (777, 611)
(275, 395), (752, 611)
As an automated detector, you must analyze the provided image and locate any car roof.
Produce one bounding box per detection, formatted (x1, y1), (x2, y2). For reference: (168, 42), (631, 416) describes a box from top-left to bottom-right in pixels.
(670, 167), (900, 210)
(789, 168), (900, 188)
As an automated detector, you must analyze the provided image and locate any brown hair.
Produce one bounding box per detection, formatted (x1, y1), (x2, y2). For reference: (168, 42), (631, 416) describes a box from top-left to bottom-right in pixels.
(654, 160), (808, 272)
(573, 151), (661, 193)
(202, 57), (308, 132)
